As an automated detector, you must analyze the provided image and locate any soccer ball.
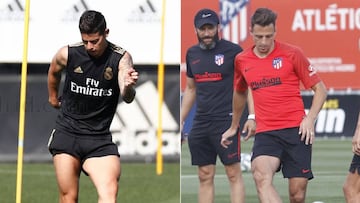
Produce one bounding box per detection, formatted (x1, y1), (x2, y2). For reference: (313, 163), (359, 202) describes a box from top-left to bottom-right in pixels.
(240, 153), (252, 172)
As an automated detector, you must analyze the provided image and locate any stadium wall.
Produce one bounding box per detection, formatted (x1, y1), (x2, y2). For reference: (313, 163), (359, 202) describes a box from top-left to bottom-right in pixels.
(0, 0), (180, 64)
(0, 0), (181, 162)
(181, 0), (360, 89)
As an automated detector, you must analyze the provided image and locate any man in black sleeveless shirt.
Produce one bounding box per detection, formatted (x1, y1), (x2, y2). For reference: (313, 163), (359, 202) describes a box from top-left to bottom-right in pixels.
(47, 10), (138, 203)
(180, 8), (255, 203)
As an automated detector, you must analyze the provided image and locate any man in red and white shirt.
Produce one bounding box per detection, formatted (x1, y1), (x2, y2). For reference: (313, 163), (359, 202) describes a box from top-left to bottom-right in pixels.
(221, 8), (327, 203)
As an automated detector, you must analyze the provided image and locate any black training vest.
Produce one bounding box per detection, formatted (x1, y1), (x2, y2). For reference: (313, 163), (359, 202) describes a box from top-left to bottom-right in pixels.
(56, 42), (125, 135)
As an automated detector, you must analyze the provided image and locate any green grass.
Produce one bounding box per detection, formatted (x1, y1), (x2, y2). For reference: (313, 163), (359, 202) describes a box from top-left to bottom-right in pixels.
(0, 162), (179, 203)
(1, 139), (353, 203)
(181, 138), (353, 203)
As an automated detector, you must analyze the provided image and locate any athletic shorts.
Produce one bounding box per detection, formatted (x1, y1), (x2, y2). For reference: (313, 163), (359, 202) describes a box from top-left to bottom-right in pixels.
(187, 119), (240, 166)
(252, 127), (313, 180)
(48, 129), (120, 165)
(349, 154), (360, 175)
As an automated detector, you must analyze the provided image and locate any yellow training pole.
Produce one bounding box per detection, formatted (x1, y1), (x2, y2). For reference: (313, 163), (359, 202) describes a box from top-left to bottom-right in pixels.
(156, 0), (167, 175)
(16, 0), (31, 202)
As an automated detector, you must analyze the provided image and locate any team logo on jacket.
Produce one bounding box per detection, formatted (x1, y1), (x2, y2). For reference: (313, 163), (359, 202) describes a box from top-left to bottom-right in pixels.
(104, 67), (113, 80)
(214, 54), (224, 66)
(74, 66), (83, 73)
(272, 57), (283, 69)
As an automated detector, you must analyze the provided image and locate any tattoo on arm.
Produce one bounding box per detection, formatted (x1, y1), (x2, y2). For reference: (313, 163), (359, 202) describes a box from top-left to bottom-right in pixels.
(119, 52), (136, 103)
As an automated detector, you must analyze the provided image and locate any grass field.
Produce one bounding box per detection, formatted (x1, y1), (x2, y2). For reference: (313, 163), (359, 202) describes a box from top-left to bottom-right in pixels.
(181, 138), (353, 203)
(0, 162), (179, 203)
(0, 138), (354, 203)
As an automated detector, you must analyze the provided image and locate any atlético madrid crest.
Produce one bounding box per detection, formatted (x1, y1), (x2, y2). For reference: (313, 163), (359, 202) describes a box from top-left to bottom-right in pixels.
(220, 0), (250, 44)
(215, 54), (224, 66)
(273, 57), (283, 69)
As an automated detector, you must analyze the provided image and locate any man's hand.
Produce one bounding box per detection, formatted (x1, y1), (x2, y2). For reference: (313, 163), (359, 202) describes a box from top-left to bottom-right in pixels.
(352, 127), (360, 156)
(220, 128), (237, 148)
(242, 119), (256, 141)
(299, 116), (316, 145)
(124, 68), (138, 87)
(49, 96), (61, 109)
(120, 67), (138, 103)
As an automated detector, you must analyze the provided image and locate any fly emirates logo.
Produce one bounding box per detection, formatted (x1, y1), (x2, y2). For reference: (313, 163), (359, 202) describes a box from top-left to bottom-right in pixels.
(292, 4), (360, 31)
(71, 78), (112, 96)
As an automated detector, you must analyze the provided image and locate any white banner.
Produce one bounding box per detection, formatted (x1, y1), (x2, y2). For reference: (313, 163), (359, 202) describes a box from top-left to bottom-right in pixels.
(0, 0), (180, 64)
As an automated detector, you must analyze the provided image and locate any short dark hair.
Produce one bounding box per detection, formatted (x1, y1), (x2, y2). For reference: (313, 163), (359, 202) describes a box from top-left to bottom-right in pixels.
(79, 10), (107, 35)
(251, 8), (277, 30)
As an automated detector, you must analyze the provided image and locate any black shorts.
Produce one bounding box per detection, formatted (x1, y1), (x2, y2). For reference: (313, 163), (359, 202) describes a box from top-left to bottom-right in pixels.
(187, 119), (240, 166)
(349, 154), (360, 174)
(252, 127), (313, 180)
(48, 129), (120, 164)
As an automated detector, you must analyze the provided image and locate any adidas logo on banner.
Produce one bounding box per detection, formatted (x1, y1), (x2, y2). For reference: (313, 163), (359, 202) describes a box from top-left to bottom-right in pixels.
(4, 0), (24, 12)
(0, 0), (24, 21)
(127, 0), (160, 23)
(61, 0), (89, 22)
(110, 81), (180, 156)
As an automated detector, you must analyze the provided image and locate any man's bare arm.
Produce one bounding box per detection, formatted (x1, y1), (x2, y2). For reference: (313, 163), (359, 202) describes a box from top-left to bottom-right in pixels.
(118, 52), (138, 103)
(48, 46), (68, 108)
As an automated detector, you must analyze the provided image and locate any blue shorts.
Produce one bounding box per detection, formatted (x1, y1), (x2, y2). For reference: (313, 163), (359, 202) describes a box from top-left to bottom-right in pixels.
(188, 119), (240, 166)
(349, 154), (360, 174)
(252, 127), (313, 180)
(48, 129), (120, 165)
